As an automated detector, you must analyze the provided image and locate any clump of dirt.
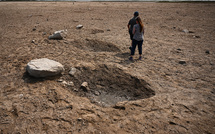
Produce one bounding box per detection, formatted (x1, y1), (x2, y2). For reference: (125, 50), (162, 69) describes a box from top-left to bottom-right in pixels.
(72, 39), (120, 52)
(68, 64), (155, 107)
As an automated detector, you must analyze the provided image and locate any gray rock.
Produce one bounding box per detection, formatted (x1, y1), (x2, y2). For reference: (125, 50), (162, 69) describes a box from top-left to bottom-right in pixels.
(48, 32), (63, 40)
(94, 91), (100, 96)
(48, 30), (67, 40)
(76, 24), (83, 29)
(182, 29), (189, 33)
(69, 67), (77, 76)
(26, 58), (64, 77)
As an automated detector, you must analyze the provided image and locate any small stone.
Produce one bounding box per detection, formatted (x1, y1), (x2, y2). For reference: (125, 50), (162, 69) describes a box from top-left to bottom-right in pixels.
(67, 81), (74, 87)
(73, 88), (79, 92)
(57, 79), (63, 82)
(205, 50), (210, 54)
(179, 60), (186, 65)
(69, 68), (77, 76)
(107, 29), (111, 31)
(48, 32), (63, 40)
(81, 82), (90, 92)
(33, 27), (36, 31)
(31, 40), (36, 43)
(182, 29), (189, 33)
(48, 30), (67, 40)
(19, 94), (23, 98)
(77, 118), (82, 121)
(94, 91), (100, 96)
(76, 24), (83, 29)
(62, 81), (68, 85)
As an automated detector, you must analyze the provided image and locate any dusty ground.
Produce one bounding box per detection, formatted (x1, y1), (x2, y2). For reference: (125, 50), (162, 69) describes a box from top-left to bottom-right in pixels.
(0, 2), (215, 134)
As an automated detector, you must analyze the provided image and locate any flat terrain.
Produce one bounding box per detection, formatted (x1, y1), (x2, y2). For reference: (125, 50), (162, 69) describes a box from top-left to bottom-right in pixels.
(0, 2), (215, 134)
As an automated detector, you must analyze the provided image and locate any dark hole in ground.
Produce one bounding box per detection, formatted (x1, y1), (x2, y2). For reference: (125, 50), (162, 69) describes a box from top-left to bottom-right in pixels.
(70, 64), (155, 107)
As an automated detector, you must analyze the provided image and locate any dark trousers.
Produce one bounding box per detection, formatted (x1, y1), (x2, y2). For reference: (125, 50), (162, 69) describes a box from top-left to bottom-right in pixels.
(131, 39), (143, 55)
(129, 30), (133, 40)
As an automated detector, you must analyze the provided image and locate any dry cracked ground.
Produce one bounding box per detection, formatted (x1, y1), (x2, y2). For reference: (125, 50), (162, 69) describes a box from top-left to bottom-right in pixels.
(0, 2), (215, 134)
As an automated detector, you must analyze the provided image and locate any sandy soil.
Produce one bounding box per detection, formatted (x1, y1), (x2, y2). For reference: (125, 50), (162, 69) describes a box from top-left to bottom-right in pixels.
(0, 2), (215, 134)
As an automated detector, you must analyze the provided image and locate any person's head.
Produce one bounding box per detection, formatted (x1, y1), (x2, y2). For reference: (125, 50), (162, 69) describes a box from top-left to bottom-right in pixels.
(135, 16), (142, 24)
(134, 11), (139, 17)
(135, 17), (143, 32)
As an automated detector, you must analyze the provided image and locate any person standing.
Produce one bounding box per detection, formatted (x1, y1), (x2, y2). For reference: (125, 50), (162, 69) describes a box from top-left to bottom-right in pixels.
(129, 17), (144, 61)
(127, 11), (139, 50)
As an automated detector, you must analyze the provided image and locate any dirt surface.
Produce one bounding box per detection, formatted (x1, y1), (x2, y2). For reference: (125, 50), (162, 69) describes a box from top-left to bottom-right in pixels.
(0, 2), (215, 134)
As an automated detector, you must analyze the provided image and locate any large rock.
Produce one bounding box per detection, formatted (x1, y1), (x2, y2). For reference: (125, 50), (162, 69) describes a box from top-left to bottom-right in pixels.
(26, 58), (64, 77)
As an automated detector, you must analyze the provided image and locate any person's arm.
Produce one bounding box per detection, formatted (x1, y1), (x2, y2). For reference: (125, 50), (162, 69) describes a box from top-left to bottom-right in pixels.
(132, 26), (135, 34)
(127, 21), (131, 31)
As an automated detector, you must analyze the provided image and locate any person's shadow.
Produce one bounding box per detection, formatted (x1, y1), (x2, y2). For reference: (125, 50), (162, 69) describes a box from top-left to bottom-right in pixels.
(22, 71), (62, 83)
(115, 52), (134, 65)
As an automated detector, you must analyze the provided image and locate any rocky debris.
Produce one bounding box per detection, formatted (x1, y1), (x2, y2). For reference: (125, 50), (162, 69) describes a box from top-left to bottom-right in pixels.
(26, 58), (64, 77)
(48, 30), (67, 40)
(76, 24), (83, 29)
(69, 67), (77, 76)
(62, 81), (74, 87)
(81, 82), (90, 92)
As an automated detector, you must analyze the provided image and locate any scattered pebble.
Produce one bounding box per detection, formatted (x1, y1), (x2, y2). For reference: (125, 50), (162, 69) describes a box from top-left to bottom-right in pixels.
(57, 79), (63, 82)
(19, 94), (23, 98)
(179, 60), (186, 65)
(77, 118), (82, 121)
(32, 27), (36, 31)
(205, 50), (210, 54)
(76, 24), (83, 29)
(182, 29), (189, 33)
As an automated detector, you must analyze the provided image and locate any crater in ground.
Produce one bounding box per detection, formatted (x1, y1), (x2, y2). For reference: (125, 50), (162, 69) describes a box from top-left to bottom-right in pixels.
(69, 64), (155, 107)
(72, 39), (120, 52)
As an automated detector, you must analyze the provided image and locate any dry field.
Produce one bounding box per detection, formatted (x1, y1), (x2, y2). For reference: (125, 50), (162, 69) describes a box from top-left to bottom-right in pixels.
(0, 2), (215, 133)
